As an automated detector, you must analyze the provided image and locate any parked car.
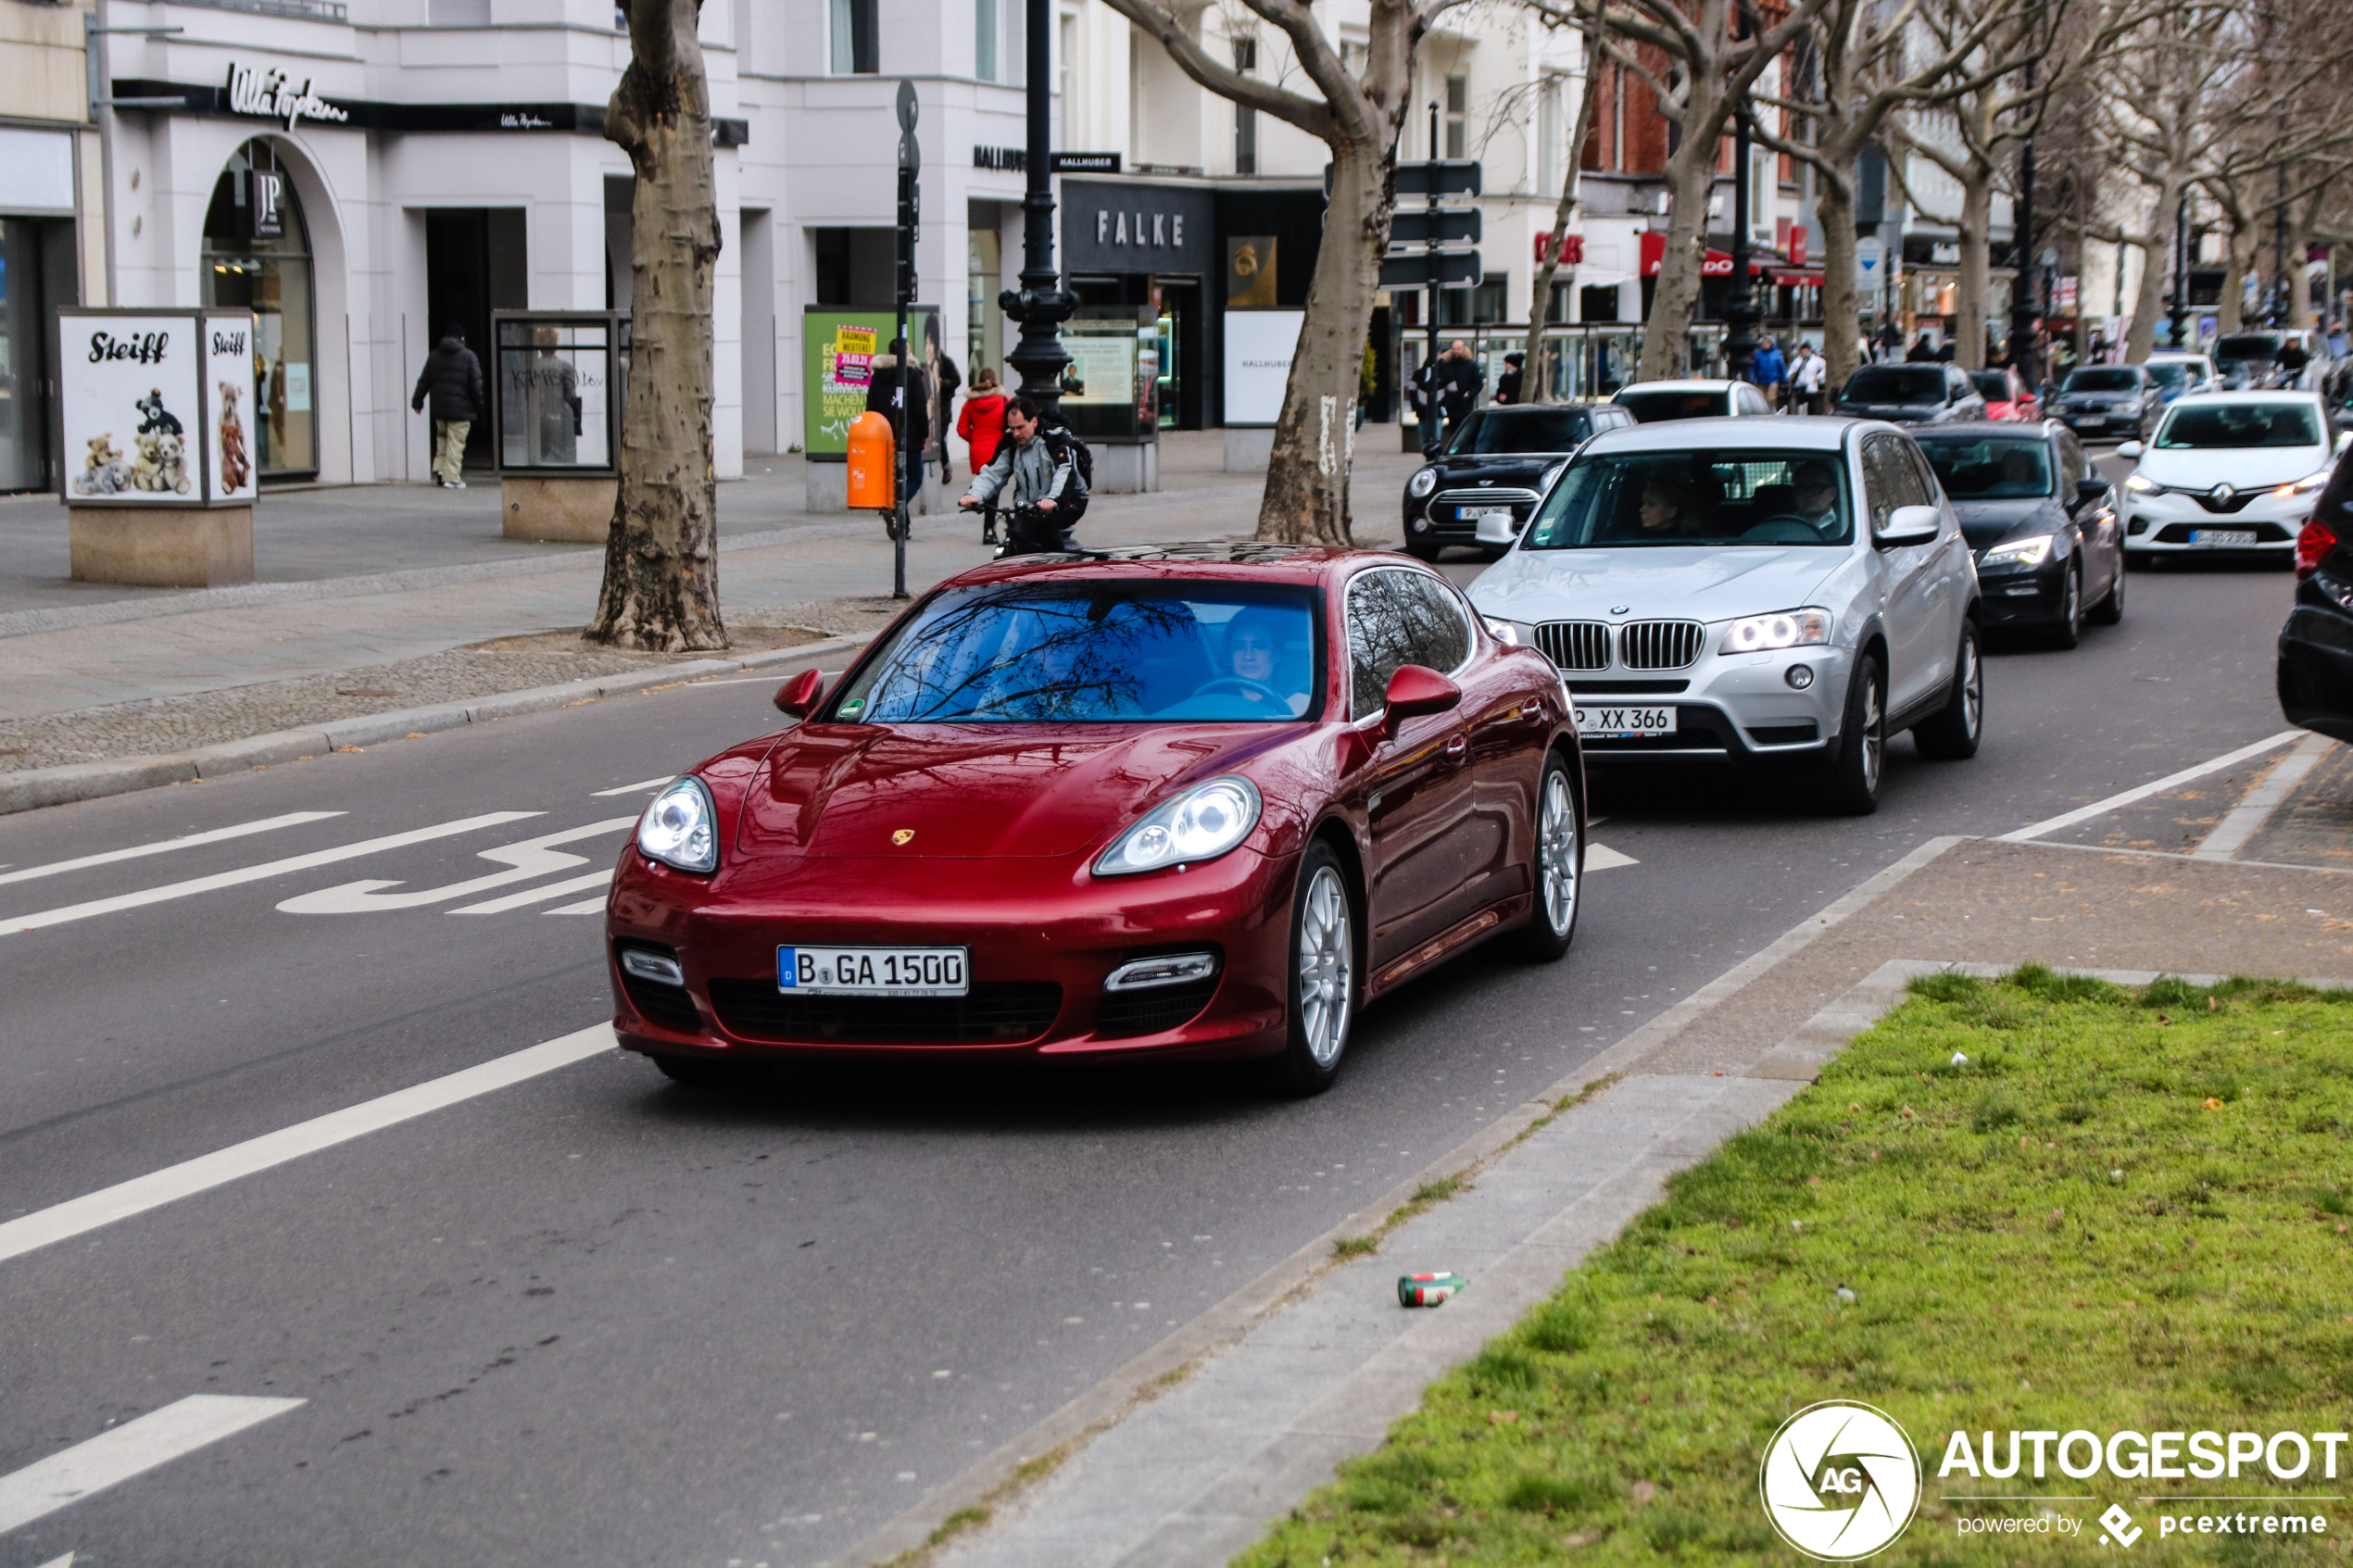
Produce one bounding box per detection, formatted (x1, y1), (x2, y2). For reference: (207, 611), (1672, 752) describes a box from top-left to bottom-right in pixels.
(1612, 379), (1776, 422)
(2279, 498), (2353, 742)
(2213, 332), (2289, 391)
(2144, 352), (2219, 402)
(2046, 365), (2164, 441)
(1468, 417), (1984, 815)
(607, 545), (1584, 1097)
(1970, 367), (2040, 422)
(2119, 392), (2347, 564)
(1831, 364), (1991, 425)
(1914, 421), (2124, 647)
(1402, 402), (1638, 562)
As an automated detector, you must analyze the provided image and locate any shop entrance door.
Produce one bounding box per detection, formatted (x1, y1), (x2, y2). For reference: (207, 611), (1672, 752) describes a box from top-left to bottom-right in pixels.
(424, 209), (527, 473)
(1151, 277), (1202, 430)
(0, 219), (71, 492)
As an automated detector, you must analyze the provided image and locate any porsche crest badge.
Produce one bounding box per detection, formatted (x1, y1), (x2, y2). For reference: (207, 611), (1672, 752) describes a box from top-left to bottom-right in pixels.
(891, 829), (916, 846)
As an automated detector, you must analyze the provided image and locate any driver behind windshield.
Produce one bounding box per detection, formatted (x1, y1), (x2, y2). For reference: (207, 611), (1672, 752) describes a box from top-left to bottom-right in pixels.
(1528, 452), (1855, 548)
(1222, 606), (1313, 715)
(1792, 460), (1839, 528)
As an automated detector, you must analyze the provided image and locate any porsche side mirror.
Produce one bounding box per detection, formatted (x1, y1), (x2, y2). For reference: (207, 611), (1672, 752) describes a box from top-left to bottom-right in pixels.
(1380, 664), (1462, 736)
(2075, 477), (2110, 508)
(1876, 505), (1942, 546)
(774, 668), (826, 719)
(2116, 440), (2145, 459)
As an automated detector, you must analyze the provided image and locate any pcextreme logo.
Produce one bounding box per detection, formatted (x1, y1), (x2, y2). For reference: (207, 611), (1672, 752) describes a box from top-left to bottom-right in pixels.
(1759, 1400), (1924, 1561)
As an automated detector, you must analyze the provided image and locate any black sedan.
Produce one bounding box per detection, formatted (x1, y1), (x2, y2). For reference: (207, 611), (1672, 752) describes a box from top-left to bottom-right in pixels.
(1915, 420), (2125, 648)
(2280, 495), (2353, 741)
(1831, 363), (1990, 424)
(1402, 402), (1638, 560)
(2215, 332), (2288, 391)
(2046, 365), (2164, 441)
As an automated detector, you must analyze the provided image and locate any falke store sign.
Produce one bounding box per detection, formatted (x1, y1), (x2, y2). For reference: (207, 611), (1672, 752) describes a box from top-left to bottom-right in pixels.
(223, 62), (349, 132)
(1060, 180), (1215, 275)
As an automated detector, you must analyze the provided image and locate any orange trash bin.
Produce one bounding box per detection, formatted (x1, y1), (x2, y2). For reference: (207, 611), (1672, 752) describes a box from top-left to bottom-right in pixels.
(846, 411), (897, 510)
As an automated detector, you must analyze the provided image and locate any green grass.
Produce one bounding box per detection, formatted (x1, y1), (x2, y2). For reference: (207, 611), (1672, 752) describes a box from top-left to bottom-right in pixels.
(1235, 969), (2353, 1564)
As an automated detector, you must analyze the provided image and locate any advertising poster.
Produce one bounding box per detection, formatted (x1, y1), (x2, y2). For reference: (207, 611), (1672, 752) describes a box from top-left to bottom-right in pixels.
(1220, 308), (1304, 427)
(204, 310), (258, 504)
(801, 306), (938, 459)
(57, 311), (207, 506)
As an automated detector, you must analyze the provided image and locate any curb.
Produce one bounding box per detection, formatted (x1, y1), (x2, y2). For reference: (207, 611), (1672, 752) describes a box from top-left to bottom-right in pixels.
(0, 632), (874, 817)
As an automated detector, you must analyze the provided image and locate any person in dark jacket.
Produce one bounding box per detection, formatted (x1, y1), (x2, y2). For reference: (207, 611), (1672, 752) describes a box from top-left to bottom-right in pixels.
(931, 340), (963, 483)
(411, 325), (486, 488)
(1906, 332), (1939, 363)
(865, 338), (931, 507)
(1494, 351), (1526, 405)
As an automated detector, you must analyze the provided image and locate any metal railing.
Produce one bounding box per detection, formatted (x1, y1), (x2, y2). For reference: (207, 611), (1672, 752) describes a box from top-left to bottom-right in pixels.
(1396, 323), (1730, 430)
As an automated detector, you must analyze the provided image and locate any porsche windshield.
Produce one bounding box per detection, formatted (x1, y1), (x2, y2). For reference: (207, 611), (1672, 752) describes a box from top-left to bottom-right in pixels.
(1525, 450), (1855, 548)
(832, 583), (1322, 723)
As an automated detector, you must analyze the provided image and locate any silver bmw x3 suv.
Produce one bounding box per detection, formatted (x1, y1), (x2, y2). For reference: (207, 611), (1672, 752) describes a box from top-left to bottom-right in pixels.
(1468, 417), (1985, 813)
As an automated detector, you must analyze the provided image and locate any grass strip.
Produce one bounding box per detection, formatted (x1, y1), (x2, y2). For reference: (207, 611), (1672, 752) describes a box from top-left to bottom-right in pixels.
(1237, 966), (2353, 1564)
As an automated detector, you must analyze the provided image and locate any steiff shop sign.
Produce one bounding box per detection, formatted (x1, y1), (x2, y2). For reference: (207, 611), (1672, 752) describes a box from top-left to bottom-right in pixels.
(223, 62), (348, 132)
(1060, 180), (1215, 276)
(55, 307), (259, 508)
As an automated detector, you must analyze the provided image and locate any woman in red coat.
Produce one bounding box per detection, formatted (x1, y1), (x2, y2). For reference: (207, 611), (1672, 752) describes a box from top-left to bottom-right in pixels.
(956, 368), (1010, 544)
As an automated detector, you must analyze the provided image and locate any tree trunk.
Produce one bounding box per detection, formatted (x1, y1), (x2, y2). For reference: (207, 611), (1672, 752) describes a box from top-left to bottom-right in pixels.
(1523, 4), (1604, 403)
(1817, 173), (1863, 391)
(1955, 168), (1992, 370)
(588, 0), (724, 652)
(2218, 218), (2259, 335)
(2122, 178), (2182, 364)
(1638, 124), (1721, 383)
(1257, 135), (1392, 544)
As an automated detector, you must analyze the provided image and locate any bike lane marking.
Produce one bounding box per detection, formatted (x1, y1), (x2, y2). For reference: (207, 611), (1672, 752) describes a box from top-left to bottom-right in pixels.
(0, 1395), (305, 1536)
(0, 812), (345, 891)
(1995, 730), (2303, 844)
(273, 819), (634, 914)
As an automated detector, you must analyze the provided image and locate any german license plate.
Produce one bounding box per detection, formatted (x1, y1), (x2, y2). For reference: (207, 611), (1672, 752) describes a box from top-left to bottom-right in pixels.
(2190, 529), (2258, 547)
(777, 945), (969, 997)
(2073, 415), (2106, 427)
(1574, 705), (1676, 739)
(1457, 505), (1516, 521)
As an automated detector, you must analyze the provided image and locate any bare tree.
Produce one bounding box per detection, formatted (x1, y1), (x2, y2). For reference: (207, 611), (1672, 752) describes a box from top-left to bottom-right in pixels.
(1101, 0), (1458, 545)
(1517, 0), (1607, 399)
(587, 0), (724, 652)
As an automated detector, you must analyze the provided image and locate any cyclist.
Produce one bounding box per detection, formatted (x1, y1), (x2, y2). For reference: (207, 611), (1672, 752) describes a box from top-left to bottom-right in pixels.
(957, 395), (1089, 554)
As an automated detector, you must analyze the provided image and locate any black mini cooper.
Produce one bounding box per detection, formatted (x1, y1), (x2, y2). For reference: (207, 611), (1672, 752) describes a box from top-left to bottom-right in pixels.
(1402, 403), (1637, 561)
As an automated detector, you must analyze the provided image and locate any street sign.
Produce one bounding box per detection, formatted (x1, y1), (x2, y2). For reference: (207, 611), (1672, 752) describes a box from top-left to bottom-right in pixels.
(1322, 158), (1483, 199)
(1378, 249), (1484, 288)
(1390, 208), (1481, 246)
(1856, 236), (1884, 284)
(896, 79), (917, 132)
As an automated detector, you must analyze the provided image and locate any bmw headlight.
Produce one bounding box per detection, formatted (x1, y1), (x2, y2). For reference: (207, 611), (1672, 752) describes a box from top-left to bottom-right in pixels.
(1483, 616), (1521, 646)
(637, 776), (718, 873)
(1408, 467), (1439, 498)
(2274, 470), (2334, 497)
(2124, 474), (2160, 494)
(1719, 607), (1831, 654)
(1095, 776), (1262, 876)
(1981, 534), (2053, 569)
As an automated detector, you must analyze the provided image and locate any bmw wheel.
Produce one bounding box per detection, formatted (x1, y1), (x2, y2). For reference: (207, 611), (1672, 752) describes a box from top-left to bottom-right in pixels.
(1269, 843), (1357, 1097)
(1820, 655), (1885, 815)
(1513, 752), (1581, 961)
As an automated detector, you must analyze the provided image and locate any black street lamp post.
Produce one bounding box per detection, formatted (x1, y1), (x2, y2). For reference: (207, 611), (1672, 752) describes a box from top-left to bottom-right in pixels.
(2169, 196), (2188, 351)
(1722, 97), (1760, 383)
(999, 0), (1073, 421)
(2006, 64), (2039, 386)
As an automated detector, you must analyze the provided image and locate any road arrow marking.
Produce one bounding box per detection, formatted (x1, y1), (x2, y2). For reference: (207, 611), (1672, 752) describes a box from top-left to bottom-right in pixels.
(276, 819), (633, 914)
(1587, 843), (1639, 871)
(0, 1396), (303, 1535)
(451, 868), (613, 914)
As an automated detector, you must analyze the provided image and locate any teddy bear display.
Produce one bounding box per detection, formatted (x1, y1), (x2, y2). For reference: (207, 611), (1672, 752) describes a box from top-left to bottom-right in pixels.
(125, 431), (195, 495)
(70, 433), (132, 495)
(136, 387), (183, 437)
(217, 382), (250, 493)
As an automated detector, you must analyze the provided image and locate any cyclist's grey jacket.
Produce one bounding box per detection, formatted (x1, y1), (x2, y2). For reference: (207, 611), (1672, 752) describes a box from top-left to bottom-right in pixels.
(965, 429), (1079, 511)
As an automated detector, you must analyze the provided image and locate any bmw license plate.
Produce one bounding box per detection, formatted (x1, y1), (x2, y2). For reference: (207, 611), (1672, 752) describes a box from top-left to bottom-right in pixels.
(1574, 706), (1676, 739)
(1457, 505), (1516, 521)
(777, 945), (969, 997)
(2072, 415), (2106, 427)
(2190, 529), (2258, 547)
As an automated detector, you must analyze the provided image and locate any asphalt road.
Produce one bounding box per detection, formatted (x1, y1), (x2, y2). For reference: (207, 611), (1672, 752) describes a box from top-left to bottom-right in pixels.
(0, 456), (2309, 1568)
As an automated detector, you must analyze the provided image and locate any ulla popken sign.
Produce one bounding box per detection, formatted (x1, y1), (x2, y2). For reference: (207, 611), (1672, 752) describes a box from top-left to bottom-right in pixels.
(223, 62), (348, 132)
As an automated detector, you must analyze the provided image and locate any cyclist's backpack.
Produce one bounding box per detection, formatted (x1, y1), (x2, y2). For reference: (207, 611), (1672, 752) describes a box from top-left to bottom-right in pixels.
(1042, 424), (1092, 521)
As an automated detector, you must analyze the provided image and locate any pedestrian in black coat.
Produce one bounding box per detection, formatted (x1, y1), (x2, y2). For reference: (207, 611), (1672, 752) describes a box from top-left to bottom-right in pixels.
(410, 326), (486, 488)
(866, 339), (932, 504)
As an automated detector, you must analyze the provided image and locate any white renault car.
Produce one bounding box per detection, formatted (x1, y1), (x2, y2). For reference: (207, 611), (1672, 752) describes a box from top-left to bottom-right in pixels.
(2118, 392), (2347, 564)
(1469, 417), (1984, 814)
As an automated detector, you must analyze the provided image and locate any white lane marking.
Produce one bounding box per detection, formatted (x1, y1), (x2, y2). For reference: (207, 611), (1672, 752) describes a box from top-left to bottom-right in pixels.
(0, 813), (541, 936)
(276, 819), (634, 914)
(1585, 843), (1637, 871)
(0, 1395), (305, 1535)
(2193, 732), (2334, 861)
(34, 1553), (75, 1567)
(545, 893), (611, 915)
(1996, 731), (2304, 844)
(591, 775), (675, 797)
(452, 868), (612, 914)
(0, 812), (345, 891)
(0, 1025), (614, 1268)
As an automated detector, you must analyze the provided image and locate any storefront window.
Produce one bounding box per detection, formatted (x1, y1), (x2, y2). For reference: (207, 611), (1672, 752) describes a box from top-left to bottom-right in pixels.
(202, 141), (316, 479)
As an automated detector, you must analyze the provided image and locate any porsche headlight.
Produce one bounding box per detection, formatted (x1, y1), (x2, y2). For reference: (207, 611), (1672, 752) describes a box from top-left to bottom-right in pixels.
(1408, 467), (1439, 498)
(1719, 608), (1831, 654)
(1095, 776), (1262, 876)
(2123, 473), (2160, 495)
(2274, 470), (2334, 497)
(1981, 534), (2053, 569)
(637, 776), (718, 873)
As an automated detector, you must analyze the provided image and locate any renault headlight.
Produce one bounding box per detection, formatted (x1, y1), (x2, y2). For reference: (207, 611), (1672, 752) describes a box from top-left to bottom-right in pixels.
(2274, 470), (2334, 497)
(1719, 607), (1831, 654)
(1981, 534), (2053, 569)
(1095, 776), (1262, 876)
(637, 776), (718, 873)
(1408, 467), (1439, 498)
(2123, 473), (2160, 495)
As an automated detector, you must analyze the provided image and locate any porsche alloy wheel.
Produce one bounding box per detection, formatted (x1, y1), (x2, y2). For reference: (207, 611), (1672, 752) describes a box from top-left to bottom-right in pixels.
(1515, 755), (1580, 961)
(1272, 845), (1356, 1096)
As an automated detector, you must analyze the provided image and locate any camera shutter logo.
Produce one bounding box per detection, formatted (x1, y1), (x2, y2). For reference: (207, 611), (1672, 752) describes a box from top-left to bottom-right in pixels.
(1758, 1400), (1921, 1560)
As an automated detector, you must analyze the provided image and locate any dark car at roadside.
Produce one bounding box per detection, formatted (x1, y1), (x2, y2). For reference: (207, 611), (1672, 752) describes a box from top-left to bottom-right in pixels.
(2214, 332), (2287, 391)
(2279, 469), (2353, 742)
(2046, 365), (2164, 442)
(1831, 363), (1989, 425)
(1402, 402), (1638, 561)
(1914, 420), (2125, 648)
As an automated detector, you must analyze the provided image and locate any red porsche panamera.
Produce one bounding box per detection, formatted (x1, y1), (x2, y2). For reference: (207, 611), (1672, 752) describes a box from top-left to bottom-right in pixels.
(605, 545), (1585, 1094)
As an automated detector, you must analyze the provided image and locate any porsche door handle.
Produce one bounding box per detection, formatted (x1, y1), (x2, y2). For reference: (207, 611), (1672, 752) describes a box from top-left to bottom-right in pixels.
(1444, 734), (1469, 760)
